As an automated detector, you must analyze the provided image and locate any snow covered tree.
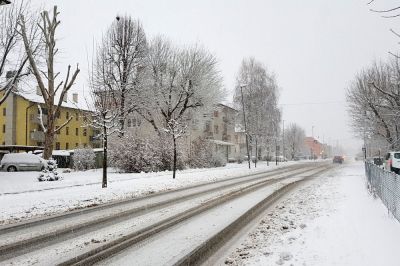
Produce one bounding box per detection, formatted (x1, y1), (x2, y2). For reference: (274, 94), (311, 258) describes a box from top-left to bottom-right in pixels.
(97, 15), (148, 136)
(18, 6), (80, 159)
(347, 59), (400, 150)
(134, 37), (223, 178)
(284, 123), (306, 160)
(234, 57), (280, 167)
(0, 0), (38, 105)
(73, 147), (95, 171)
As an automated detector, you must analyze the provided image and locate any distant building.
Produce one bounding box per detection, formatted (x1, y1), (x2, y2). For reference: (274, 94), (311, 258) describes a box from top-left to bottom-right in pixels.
(188, 103), (243, 161)
(304, 137), (323, 159)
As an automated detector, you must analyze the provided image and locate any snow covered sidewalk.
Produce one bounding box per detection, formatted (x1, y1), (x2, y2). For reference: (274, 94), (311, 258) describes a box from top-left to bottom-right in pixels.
(225, 161), (400, 266)
(0, 161), (299, 225)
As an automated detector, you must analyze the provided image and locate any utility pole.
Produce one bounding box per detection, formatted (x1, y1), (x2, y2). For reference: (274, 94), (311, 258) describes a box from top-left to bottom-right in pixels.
(282, 120), (285, 160)
(363, 113), (367, 160)
(240, 84), (251, 169)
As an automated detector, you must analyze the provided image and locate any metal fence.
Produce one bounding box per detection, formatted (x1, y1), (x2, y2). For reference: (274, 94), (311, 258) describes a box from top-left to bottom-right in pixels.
(365, 162), (400, 222)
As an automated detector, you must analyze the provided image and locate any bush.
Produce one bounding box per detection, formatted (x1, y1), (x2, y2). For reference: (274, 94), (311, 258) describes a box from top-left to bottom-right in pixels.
(38, 159), (62, 181)
(188, 137), (226, 168)
(73, 147), (95, 171)
(109, 135), (162, 173)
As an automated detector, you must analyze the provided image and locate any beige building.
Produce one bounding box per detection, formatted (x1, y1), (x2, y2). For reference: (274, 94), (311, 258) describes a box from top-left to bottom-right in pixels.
(125, 103), (247, 162)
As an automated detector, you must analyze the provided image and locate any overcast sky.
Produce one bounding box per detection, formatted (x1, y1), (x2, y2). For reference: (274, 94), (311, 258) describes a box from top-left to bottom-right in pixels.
(28, 0), (400, 154)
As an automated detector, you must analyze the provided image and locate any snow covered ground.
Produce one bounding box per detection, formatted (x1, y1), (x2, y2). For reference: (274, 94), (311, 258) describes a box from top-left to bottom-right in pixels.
(0, 161), (301, 225)
(225, 161), (400, 266)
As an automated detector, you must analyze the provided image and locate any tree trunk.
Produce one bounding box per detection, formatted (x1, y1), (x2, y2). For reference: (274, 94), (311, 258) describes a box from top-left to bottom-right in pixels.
(43, 113), (55, 160)
(254, 137), (258, 168)
(172, 136), (177, 179)
(102, 126), (108, 188)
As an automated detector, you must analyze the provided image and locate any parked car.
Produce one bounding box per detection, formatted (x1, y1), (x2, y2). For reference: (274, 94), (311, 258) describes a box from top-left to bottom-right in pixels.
(0, 153), (46, 172)
(384, 152), (400, 174)
(333, 155), (344, 164)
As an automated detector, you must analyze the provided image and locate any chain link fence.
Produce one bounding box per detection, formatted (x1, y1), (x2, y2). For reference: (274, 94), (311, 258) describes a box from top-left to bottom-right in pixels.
(365, 161), (400, 222)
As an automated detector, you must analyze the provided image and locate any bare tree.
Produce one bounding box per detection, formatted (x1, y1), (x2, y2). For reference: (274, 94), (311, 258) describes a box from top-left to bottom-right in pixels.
(135, 37), (223, 178)
(0, 0), (37, 105)
(234, 57), (280, 167)
(18, 6), (80, 159)
(98, 15), (148, 136)
(347, 59), (400, 151)
(284, 123), (306, 160)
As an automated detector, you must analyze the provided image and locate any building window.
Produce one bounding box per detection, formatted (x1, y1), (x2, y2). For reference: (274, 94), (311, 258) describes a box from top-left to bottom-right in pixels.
(55, 142), (60, 150)
(75, 128), (79, 136)
(55, 126), (60, 134)
(214, 111), (218, 117)
(66, 127), (69, 135)
(83, 128), (87, 136)
(66, 142), (69, 150)
(66, 112), (69, 119)
(83, 143), (87, 148)
(56, 111), (60, 119)
(75, 143), (79, 148)
(75, 112), (79, 121)
(127, 119), (132, 128)
(214, 125), (219, 134)
(2, 108), (6, 116)
(2, 124), (5, 133)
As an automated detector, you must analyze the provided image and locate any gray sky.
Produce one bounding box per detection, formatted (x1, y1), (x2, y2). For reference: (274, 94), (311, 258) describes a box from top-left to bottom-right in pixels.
(29, 0), (400, 154)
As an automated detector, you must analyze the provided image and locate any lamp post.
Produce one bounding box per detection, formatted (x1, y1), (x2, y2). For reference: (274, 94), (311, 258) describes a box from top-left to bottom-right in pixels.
(240, 84), (251, 169)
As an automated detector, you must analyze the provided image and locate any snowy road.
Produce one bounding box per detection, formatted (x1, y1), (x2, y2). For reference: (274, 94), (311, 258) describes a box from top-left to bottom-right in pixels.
(0, 162), (330, 265)
(222, 161), (400, 266)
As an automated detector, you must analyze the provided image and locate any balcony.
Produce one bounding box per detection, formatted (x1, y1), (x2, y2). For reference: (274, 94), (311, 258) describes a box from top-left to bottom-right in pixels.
(30, 131), (45, 142)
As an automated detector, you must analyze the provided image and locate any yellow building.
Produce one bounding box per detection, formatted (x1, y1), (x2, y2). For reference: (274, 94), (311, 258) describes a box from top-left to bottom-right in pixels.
(0, 89), (100, 151)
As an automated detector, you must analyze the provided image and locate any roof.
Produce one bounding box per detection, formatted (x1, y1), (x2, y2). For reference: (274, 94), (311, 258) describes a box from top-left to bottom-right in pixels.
(218, 102), (238, 112)
(12, 89), (90, 111)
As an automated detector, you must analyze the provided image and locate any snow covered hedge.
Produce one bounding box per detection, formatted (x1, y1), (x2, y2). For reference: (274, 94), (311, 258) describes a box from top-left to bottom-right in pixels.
(108, 135), (186, 173)
(188, 137), (227, 168)
(73, 147), (95, 171)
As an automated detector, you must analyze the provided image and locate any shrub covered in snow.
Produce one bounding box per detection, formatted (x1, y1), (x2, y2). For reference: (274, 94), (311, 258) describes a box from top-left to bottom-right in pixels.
(73, 147), (95, 171)
(109, 135), (186, 173)
(188, 137), (227, 168)
(38, 159), (62, 181)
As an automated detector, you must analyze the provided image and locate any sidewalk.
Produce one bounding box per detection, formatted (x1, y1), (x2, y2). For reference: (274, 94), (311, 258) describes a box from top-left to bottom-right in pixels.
(225, 162), (400, 266)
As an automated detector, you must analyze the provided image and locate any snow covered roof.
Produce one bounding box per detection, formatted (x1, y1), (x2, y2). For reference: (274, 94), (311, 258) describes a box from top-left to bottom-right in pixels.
(12, 88), (90, 111)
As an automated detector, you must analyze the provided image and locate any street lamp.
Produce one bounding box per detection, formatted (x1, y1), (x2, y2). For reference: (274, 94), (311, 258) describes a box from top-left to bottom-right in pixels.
(0, 0), (11, 6)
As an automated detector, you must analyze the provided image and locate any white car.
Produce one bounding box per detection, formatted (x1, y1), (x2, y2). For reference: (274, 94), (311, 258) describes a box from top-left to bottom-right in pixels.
(0, 153), (46, 172)
(384, 152), (400, 174)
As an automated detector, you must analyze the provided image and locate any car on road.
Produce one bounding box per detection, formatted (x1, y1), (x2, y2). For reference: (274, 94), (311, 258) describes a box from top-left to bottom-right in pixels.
(384, 151), (400, 174)
(0, 153), (46, 172)
(333, 155), (344, 164)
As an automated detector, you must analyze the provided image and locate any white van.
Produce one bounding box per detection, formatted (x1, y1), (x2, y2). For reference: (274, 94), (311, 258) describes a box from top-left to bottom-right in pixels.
(0, 153), (46, 172)
(384, 152), (400, 174)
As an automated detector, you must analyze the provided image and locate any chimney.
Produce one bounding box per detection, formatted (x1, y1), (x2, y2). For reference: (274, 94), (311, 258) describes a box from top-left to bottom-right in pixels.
(36, 86), (42, 96)
(72, 93), (78, 103)
(63, 92), (68, 103)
